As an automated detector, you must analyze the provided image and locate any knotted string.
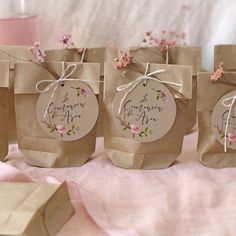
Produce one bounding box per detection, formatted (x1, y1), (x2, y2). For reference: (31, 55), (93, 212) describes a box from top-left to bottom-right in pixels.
(36, 63), (78, 118)
(221, 95), (236, 152)
(117, 62), (182, 115)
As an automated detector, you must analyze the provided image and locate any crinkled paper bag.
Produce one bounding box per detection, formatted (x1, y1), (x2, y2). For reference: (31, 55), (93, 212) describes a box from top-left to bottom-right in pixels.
(0, 182), (74, 236)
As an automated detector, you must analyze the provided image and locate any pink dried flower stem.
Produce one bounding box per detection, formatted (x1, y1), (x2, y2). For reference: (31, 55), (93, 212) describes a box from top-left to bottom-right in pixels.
(140, 30), (187, 54)
(113, 49), (189, 106)
(114, 50), (133, 69)
(210, 62), (224, 82)
(0, 43), (59, 80)
(209, 62), (236, 88)
(28, 42), (60, 79)
(29, 42), (46, 63)
(59, 33), (85, 55)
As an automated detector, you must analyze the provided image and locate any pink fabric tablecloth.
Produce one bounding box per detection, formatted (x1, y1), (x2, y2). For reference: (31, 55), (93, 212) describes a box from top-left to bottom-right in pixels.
(4, 131), (236, 236)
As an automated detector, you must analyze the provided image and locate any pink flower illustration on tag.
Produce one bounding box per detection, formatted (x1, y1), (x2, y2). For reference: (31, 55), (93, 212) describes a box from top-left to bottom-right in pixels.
(130, 124), (140, 134)
(227, 133), (236, 142)
(151, 88), (168, 102)
(71, 86), (87, 97)
(80, 88), (86, 94)
(57, 125), (67, 134)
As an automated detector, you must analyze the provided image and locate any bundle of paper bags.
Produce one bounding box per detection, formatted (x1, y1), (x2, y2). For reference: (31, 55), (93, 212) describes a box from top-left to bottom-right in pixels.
(1, 44), (236, 235)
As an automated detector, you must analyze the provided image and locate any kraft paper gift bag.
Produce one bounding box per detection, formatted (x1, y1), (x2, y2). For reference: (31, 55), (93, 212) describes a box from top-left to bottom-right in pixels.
(14, 62), (100, 168)
(0, 46), (33, 143)
(129, 46), (166, 64)
(45, 47), (109, 137)
(197, 72), (236, 168)
(0, 182), (74, 236)
(104, 62), (192, 169)
(128, 46), (201, 133)
(214, 44), (236, 70)
(168, 46), (202, 133)
(0, 60), (10, 161)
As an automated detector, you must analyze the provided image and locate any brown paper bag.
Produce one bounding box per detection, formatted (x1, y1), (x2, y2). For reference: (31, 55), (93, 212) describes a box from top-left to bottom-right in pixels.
(104, 62), (192, 169)
(168, 46), (202, 132)
(14, 62), (100, 168)
(197, 72), (236, 168)
(214, 44), (236, 70)
(0, 46), (33, 143)
(0, 60), (10, 161)
(0, 182), (74, 236)
(129, 46), (201, 133)
(45, 47), (107, 137)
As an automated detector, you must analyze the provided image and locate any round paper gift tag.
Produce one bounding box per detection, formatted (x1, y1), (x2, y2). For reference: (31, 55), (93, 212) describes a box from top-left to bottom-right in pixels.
(113, 79), (176, 142)
(36, 80), (99, 141)
(211, 90), (236, 149)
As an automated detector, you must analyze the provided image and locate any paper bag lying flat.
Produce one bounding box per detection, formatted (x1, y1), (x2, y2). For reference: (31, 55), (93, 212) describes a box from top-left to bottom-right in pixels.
(0, 182), (74, 236)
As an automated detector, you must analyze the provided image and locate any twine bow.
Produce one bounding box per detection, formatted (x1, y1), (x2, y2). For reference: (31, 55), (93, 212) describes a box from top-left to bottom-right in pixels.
(36, 63), (78, 118)
(117, 62), (182, 115)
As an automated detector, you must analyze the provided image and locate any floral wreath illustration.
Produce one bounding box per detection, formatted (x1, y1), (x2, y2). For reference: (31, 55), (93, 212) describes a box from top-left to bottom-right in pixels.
(41, 121), (80, 138)
(40, 86), (88, 138)
(214, 125), (236, 146)
(116, 88), (168, 138)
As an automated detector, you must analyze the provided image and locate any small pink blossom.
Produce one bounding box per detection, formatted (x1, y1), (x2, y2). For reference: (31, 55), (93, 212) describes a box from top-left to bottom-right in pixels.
(59, 34), (74, 48)
(227, 133), (236, 142)
(114, 50), (133, 69)
(161, 92), (167, 102)
(80, 88), (86, 94)
(140, 30), (186, 52)
(29, 42), (46, 63)
(59, 34), (84, 53)
(210, 62), (224, 82)
(130, 124), (140, 134)
(161, 92), (166, 97)
(57, 125), (67, 134)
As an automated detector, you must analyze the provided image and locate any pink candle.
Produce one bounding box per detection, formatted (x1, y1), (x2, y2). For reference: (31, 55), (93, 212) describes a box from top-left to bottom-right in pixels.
(0, 14), (38, 45)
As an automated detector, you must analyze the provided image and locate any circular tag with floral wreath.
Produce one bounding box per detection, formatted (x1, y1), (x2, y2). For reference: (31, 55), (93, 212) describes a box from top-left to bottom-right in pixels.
(112, 79), (176, 142)
(36, 80), (99, 141)
(211, 90), (236, 149)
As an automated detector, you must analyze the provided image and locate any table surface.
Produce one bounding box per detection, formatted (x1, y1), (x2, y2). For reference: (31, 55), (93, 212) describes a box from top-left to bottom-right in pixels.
(2, 131), (236, 236)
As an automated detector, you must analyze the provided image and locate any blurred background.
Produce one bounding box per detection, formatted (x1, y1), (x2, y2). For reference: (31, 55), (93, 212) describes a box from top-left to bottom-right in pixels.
(0, 0), (235, 70)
